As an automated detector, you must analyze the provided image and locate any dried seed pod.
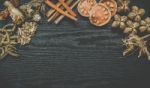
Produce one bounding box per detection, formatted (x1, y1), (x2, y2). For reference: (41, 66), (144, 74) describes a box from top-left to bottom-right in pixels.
(17, 22), (38, 45)
(124, 20), (139, 34)
(77, 0), (96, 17)
(139, 17), (150, 33)
(112, 14), (127, 29)
(4, 1), (24, 25)
(128, 6), (145, 22)
(100, 0), (117, 16)
(89, 3), (111, 26)
(117, 0), (130, 13)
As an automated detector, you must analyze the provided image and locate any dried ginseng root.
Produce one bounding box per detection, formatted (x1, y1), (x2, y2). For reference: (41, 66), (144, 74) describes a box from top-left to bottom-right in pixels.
(89, 3), (111, 26)
(123, 33), (150, 60)
(77, 0), (96, 17)
(4, 1), (24, 25)
(100, 0), (117, 17)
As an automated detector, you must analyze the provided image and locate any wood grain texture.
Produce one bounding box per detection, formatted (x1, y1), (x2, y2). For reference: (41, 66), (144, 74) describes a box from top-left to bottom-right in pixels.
(0, 0), (150, 88)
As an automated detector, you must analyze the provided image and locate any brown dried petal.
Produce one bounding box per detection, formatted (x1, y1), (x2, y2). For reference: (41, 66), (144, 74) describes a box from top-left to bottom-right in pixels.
(139, 26), (147, 32)
(128, 12), (136, 19)
(132, 6), (138, 12)
(120, 22), (126, 29)
(138, 9), (145, 16)
(112, 21), (120, 28)
(124, 27), (132, 33)
(121, 16), (128, 21)
(134, 15), (141, 22)
(145, 17), (150, 23)
(140, 20), (146, 25)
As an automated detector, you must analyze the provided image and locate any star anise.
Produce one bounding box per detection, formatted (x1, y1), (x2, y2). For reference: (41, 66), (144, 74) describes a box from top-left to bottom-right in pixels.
(123, 33), (150, 60)
(139, 17), (150, 33)
(128, 6), (145, 22)
(112, 14), (128, 29)
(123, 20), (139, 34)
(117, 0), (130, 13)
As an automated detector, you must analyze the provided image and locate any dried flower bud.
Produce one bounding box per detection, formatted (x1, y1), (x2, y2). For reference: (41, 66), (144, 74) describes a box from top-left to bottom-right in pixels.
(139, 17), (150, 33)
(112, 14), (128, 29)
(117, 0), (130, 13)
(124, 20), (139, 34)
(4, 1), (24, 25)
(128, 6), (145, 22)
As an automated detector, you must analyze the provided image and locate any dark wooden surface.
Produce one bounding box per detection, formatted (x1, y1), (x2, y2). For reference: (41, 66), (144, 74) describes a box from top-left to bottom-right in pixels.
(0, 0), (150, 88)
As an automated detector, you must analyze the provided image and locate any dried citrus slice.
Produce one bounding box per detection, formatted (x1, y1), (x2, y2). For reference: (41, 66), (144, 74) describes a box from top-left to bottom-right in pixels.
(77, 0), (96, 17)
(100, 0), (117, 16)
(89, 3), (111, 26)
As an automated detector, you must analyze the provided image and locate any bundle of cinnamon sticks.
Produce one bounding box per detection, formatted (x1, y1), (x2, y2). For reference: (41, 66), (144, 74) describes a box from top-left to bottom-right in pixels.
(44, 0), (80, 24)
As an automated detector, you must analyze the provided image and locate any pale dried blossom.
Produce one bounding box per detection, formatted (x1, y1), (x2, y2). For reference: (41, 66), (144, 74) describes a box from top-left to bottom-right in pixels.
(123, 33), (150, 60)
(17, 22), (38, 45)
(139, 17), (150, 33)
(123, 20), (139, 34)
(128, 6), (145, 22)
(112, 14), (128, 29)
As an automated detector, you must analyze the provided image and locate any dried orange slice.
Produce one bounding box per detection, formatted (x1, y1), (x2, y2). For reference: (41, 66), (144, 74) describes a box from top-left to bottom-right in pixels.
(100, 0), (117, 16)
(77, 0), (96, 17)
(89, 3), (111, 26)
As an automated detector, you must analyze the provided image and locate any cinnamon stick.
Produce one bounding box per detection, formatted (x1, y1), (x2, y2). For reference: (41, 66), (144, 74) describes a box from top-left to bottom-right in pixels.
(46, 2), (61, 17)
(58, 0), (76, 17)
(48, 0), (73, 22)
(55, 0), (80, 24)
(45, 0), (77, 21)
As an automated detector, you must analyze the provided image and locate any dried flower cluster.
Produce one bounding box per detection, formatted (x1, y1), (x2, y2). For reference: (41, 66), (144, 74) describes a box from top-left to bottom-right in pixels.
(112, 0), (150, 60)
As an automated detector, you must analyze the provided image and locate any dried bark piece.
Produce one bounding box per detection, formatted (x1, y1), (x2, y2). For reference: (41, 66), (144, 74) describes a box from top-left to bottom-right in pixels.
(100, 0), (117, 16)
(77, 0), (96, 17)
(89, 3), (111, 26)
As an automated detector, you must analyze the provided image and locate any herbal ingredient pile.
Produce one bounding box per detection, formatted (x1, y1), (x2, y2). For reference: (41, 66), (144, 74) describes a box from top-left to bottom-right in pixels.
(0, 0), (150, 60)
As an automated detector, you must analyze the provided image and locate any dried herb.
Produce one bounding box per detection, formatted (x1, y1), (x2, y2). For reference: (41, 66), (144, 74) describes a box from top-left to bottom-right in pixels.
(112, 14), (128, 29)
(117, 0), (130, 13)
(0, 24), (18, 59)
(128, 6), (145, 22)
(17, 22), (38, 45)
(123, 33), (150, 60)
(139, 17), (150, 33)
(123, 20), (139, 34)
